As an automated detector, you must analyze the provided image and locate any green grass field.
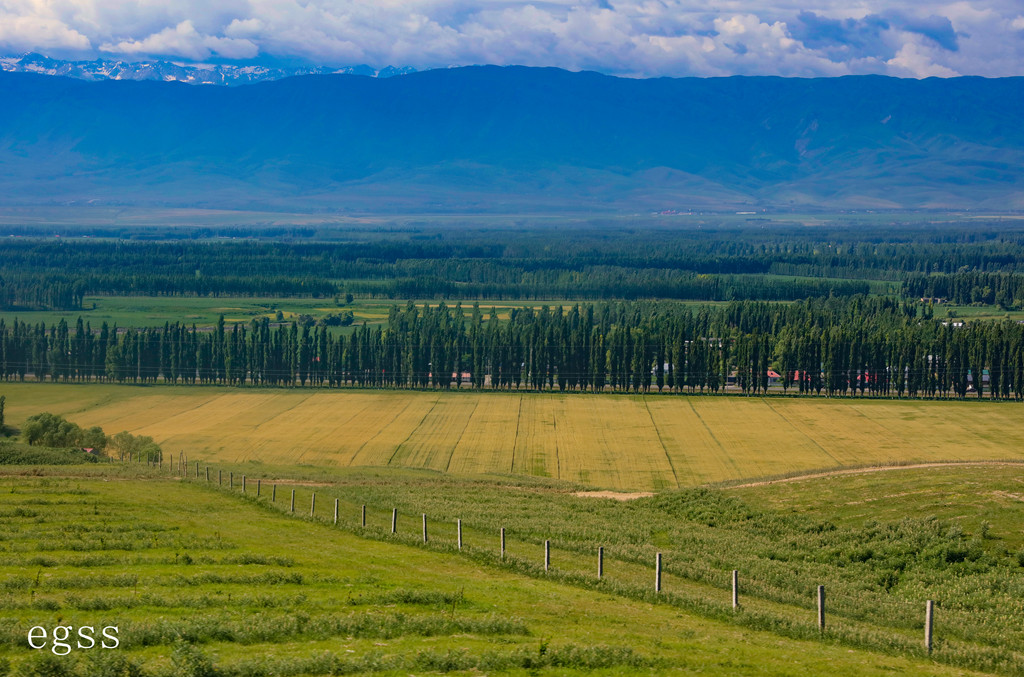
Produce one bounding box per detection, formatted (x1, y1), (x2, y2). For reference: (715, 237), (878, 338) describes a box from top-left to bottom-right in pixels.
(0, 296), (617, 332)
(3, 383), (1024, 490)
(0, 468), (1015, 676)
(0, 295), (770, 332)
(0, 296), (378, 332)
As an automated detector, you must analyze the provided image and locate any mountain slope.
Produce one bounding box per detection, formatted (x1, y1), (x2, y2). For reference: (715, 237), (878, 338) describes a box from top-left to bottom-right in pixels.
(0, 66), (1021, 212)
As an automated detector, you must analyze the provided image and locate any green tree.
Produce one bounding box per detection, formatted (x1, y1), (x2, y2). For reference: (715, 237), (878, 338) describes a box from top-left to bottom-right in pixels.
(107, 430), (161, 462)
(21, 412), (105, 449)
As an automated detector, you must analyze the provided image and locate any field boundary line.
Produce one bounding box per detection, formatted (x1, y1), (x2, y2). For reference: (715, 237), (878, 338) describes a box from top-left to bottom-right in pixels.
(685, 399), (741, 476)
(760, 397), (842, 466)
(387, 394), (440, 466)
(509, 395), (523, 473)
(722, 460), (1024, 489)
(845, 402), (904, 441)
(643, 395), (679, 489)
(252, 392), (315, 433)
(445, 397), (481, 473)
(347, 397), (417, 466)
(112, 391), (217, 435)
(553, 410), (561, 480)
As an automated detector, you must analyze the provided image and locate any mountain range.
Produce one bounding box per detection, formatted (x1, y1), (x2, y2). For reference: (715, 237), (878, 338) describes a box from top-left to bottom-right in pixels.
(0, 65), (1021, 213)
(0, 53), (416, 85)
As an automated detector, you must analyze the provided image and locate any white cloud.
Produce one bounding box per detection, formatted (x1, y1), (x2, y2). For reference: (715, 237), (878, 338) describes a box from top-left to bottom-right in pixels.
(99, 20), (258, 60)
(886, 41), (960, 77)
(0, 1), (91, 54)
(0, 0), (1021, 77)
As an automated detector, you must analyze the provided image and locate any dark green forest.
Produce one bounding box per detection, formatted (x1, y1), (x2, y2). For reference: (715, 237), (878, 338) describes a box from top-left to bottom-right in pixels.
(4, 221), (1024, 308)
(2, 297), (1022, 399)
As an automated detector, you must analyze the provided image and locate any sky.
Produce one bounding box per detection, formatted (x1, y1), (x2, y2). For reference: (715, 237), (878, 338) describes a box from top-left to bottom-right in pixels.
(1, 1), (1022, 78)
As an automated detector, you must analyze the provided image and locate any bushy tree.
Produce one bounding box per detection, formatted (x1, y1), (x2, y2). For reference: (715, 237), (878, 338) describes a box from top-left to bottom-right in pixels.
(21, 413), (106, 450)
(107, 430), (162, 462)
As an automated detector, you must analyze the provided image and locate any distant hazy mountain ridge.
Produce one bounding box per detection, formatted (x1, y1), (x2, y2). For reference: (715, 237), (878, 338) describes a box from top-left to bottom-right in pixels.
(0, 53), (415, 85)
(0, 66), (1021, 212)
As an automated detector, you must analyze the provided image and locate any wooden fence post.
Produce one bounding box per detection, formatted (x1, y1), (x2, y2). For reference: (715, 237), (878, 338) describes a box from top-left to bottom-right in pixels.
(817, 585), (826, 632)
(310, 492), (316, 517)
(655, 553), (662, 592)
(242, 475), (246, 493)
(205, 466), (209, 482)
(544, 540), (550, 571)
(272, 484), (276, 502)
(290, 489), (295, 513)
(361, 504), (366, 527)
(333, 498), (339, 525)
(925, 600), (934, 654)
(422, 513), (428, 542)
(598, 546), (604, 579)
(195, 461), (199, 478)
(732, 570), (739, 609)
(257, 479), (261, 497)
(500, 527), (506, 560)
(391, 508), (397, 534)
(218, 470), (222, 486)
(229, 472), (233, 489)
(457, 519), (463, 550)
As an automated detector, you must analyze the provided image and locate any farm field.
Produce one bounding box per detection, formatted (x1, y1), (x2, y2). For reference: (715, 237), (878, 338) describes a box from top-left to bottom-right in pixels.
(0, 295), (753, 331)
(4, 383), (1024, 490)
(0, 468), (1015, 676)
(0, 471), (994, 676)
(0, 296), (386, 332)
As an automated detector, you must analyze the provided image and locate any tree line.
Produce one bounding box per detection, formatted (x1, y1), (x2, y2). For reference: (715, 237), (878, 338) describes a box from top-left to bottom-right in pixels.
(2, 296), (1023, 399)
(5, 221), (1024, 308)
(904, 271), (1024, 308)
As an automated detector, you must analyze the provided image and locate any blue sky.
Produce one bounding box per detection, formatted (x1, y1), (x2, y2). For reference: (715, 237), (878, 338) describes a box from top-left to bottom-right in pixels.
(1, 1), (1022, 77)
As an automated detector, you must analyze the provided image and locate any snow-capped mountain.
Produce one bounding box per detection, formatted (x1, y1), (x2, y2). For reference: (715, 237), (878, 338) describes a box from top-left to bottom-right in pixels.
(0, 53), (415, 85)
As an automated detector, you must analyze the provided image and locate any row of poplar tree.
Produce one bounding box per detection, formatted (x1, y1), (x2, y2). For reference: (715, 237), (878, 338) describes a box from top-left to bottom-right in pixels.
(2, 296), (1024, 399)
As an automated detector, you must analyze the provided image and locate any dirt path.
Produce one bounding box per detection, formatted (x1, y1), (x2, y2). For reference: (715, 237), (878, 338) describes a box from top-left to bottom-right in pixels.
(723, 461), (1023, 490)
(574, 490), (654, 501)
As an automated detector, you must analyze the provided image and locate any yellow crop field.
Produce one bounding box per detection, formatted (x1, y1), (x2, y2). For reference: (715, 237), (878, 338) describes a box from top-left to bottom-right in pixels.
(3, 382), (1024, 490)
(446, 395), (520, 475)
(511, 394), (560, 479)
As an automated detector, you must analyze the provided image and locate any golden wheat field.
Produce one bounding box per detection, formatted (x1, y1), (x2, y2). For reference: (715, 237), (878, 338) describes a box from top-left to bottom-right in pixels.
(4, 382), (1024, 490)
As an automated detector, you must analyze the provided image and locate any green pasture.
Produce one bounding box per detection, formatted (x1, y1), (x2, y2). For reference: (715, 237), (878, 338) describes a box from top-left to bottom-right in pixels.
(0, 296), (614, 331)
(731, 464), (1024, 554)
(0, 470), (998, 676)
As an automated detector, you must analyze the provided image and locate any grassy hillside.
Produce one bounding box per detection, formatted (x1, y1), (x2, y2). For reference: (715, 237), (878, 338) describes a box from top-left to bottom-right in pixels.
(3, 383), (1024, 490)
(732, 464), (1024, 554)
(0, 469), (1010, 676)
